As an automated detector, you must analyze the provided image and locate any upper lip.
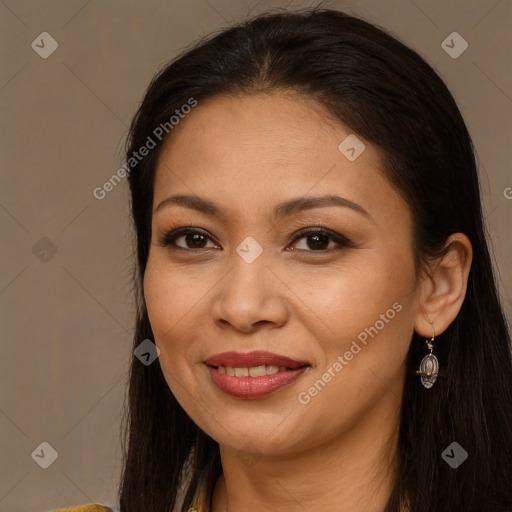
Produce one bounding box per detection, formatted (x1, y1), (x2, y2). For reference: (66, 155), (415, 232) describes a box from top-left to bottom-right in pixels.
(204, 351), (309, 369)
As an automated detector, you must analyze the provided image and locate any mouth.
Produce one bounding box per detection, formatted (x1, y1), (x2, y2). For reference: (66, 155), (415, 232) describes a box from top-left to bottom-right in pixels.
(204, 351), (311, 399)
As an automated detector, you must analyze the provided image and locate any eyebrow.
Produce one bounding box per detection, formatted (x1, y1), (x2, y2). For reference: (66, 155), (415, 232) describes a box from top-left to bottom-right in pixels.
(154, 194), (371, 222)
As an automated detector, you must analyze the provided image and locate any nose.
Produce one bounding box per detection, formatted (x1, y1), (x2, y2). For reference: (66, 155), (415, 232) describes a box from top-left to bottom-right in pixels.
(211, 254), (289, 334)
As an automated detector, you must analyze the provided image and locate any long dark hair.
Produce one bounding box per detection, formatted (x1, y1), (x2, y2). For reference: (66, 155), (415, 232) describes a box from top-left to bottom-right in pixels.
(119, 7), (512, 512)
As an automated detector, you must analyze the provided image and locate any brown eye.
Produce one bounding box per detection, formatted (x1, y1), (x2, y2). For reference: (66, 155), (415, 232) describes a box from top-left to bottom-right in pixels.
(159, 228), (219, 250)
(288, 228), (353, 253)
(298, 233), (332, 250)
(179, 233), (209, 249)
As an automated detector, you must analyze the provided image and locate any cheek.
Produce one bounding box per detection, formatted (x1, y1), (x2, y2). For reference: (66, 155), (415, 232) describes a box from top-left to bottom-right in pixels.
(295, 244), (417, 351)
(143, 258), (216, 420)
(289, 248), (417, 416)
(142, 258), (206, 373)
(282, 288), (415, 451)
(144, 256), (205, 339)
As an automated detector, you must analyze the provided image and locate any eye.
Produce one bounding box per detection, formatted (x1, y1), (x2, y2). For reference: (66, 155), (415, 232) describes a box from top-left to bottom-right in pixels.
(288, 227), (353, 253)
(158, 227), (219, 251)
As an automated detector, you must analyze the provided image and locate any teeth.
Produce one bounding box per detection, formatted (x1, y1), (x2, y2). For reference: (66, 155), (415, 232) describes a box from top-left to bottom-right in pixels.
(249, 365), (267, 377)
(217, 364), (291, 377)
(266, 365), (279, 375)
(234, 367), (249, 377)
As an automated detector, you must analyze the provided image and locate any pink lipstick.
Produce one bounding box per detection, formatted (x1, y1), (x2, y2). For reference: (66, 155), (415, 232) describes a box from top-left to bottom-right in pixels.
(204, 351), (310, 399)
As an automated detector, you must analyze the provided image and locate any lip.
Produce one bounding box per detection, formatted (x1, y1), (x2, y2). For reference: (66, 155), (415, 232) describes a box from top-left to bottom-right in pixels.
(204, 350), (309, 369)
(204, 351), (310, 399)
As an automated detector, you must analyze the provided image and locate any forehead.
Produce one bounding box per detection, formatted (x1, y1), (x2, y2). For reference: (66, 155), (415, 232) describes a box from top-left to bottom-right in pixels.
(156, 92), (362, 174)
(152, 92), (407, 228)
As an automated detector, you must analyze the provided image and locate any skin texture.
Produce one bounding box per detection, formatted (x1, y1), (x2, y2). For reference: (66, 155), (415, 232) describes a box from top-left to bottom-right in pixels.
(143, 92), (472, 512)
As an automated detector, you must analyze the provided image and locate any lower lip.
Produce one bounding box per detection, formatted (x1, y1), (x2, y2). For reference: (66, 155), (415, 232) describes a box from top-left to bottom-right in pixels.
(206, 365), (309, 399)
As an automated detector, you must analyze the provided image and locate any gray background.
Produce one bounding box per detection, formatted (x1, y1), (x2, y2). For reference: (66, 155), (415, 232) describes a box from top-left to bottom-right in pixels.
(0, 0), (510, 511)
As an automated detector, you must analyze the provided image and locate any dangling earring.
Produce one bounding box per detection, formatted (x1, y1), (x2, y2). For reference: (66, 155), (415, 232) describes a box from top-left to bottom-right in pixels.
(415, 323), (439, 389)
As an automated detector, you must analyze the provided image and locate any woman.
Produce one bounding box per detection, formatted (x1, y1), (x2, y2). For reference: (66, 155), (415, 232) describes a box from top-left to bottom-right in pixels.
(54, 6), (512, 512)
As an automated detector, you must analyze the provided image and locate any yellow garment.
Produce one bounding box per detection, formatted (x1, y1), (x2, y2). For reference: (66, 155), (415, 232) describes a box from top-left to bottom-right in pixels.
(51, 505), (111, 512)
(50, 487), (208, 511)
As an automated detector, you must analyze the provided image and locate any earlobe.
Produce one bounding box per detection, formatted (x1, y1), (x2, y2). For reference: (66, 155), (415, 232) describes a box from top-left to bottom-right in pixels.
(414, 233), (473, 337)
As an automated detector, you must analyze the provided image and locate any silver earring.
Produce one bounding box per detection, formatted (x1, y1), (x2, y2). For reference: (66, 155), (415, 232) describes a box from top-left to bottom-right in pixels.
(415, 324), (439, 389)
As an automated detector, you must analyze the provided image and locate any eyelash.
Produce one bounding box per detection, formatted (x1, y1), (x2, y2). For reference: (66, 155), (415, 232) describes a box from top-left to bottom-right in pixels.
(158, 226), (354, 254)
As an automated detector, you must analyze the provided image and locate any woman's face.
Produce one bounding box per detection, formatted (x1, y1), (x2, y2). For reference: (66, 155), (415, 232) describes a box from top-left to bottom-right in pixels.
(144, 92), (422, 457)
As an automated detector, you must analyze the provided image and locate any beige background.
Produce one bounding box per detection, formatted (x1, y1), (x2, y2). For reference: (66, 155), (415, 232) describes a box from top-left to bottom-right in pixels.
(0, 0), (510, 511)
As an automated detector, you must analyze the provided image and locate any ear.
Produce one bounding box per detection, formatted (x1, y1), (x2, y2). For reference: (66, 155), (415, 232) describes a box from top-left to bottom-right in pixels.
(414, 233), (473, 337)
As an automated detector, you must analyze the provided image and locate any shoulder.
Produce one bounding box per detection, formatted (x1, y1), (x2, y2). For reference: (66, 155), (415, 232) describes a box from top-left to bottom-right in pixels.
(50, 505), (112, 512)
